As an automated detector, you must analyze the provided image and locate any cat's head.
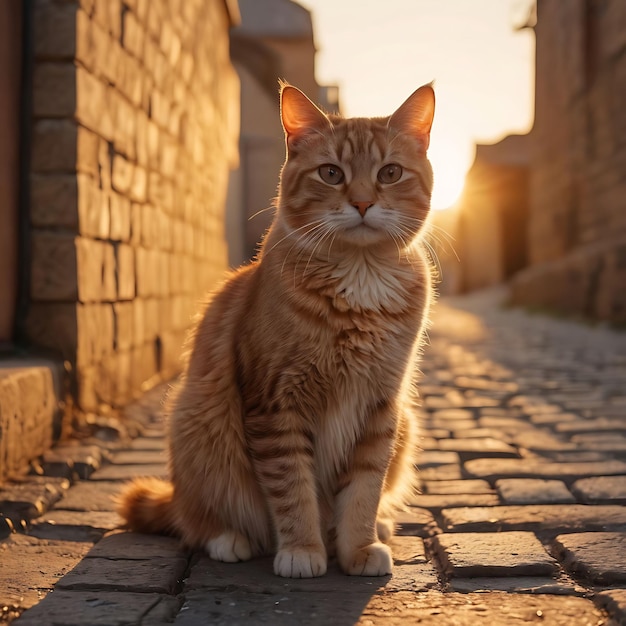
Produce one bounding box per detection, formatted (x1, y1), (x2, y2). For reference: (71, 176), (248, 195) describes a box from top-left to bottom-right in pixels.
(277, 83), (435, 251)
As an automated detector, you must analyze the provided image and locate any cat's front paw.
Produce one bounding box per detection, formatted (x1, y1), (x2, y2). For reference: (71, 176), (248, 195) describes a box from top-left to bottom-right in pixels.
(340, 542), (393, 576)
(206, 530), (252, 563)
(274, 547), (327, 578)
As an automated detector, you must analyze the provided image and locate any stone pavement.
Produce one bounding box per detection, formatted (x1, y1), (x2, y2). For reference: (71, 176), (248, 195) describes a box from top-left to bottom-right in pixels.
(2, 287), (626, 625)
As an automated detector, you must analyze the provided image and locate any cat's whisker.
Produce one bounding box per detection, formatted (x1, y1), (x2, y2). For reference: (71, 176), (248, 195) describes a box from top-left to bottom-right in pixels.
(248, 205), (277, 222)
(302, 224), (336, 278)
(280, 221), (329, 278)
(268, 219), (326, 256)
(387, 231), (404, 263)
(426, 223), (460, 262)
(422, 238), (443, 281)
(327, 231), (338, 262)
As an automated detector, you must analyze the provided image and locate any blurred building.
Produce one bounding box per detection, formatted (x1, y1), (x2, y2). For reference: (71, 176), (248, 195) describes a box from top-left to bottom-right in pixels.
(0, 0), (240, 481)
(510, 0), (626, 322)
(227, 0), (340, 264)
(452, 135), (529, 293)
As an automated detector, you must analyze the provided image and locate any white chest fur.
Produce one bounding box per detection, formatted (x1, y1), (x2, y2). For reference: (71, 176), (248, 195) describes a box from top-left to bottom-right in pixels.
(329, 248), (414, 312)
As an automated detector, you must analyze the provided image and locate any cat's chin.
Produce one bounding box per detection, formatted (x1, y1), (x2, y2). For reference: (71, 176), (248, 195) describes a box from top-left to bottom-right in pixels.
(338, 224), (390, 247)
(339, 224), (417, 250)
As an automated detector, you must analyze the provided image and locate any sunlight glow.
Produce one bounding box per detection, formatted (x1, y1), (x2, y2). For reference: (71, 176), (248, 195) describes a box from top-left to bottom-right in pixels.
(297, 0), (535, 212)
(428, 136), (474, 211)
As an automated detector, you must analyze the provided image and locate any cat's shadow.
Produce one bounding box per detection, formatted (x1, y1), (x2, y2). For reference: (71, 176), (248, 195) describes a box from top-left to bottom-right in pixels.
(179, 551), (397, 625)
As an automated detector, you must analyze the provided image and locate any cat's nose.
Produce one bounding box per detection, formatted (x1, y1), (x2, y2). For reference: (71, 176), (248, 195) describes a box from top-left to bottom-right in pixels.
(351, 201), (374, 217)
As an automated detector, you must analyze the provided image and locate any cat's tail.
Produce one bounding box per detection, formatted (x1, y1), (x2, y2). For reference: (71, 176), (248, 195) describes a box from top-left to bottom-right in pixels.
(116, 477), (177, 535)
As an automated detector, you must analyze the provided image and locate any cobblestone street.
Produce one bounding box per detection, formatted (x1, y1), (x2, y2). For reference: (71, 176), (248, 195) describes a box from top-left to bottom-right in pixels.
(2, 288), (626, 625)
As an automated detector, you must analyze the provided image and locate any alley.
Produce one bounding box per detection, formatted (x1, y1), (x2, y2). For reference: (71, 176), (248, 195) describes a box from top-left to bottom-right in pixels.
(1, 288), (625, 625)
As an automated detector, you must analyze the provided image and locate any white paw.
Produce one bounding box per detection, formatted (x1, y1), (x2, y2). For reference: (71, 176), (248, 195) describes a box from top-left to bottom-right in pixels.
(341, 542), (393, 576)
(206, 530), (252, 563)
(273, 548), (327, 578)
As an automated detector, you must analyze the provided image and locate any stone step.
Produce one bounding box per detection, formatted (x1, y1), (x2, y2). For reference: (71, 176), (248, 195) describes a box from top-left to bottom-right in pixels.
(0, 358), (65, 483)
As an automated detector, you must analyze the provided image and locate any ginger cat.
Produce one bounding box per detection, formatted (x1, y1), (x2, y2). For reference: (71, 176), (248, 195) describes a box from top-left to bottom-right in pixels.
(118, 82), (435, 578)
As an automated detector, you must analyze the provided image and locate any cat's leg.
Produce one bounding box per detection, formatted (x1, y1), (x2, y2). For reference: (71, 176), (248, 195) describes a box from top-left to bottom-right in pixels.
(334, 404), (396, 576)
(376, 406), (418, 543)
(376, 518), (394, 542)
(246, 411), (327, 578)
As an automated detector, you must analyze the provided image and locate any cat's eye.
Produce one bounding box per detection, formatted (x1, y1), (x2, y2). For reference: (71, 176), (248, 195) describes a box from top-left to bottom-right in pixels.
(377, 164), (403, 184)
(318, 164), (345, 185)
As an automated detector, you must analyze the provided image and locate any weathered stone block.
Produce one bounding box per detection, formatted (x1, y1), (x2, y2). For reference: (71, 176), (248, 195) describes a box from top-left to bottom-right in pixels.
(30, 174), (78, 229)
(34, 3), (77, 60)
(122, 8), (145, 59)
(111, 90), (136, 159)
(132, 298), (145, 345)
(0, 535), (92, 611)
(76, 124), (100, 177)
(76, 302), (114, 368)
(75, 8), (108, 74)
(30, 509), (122, 542)
(76, 237), (117, 302)
(15, 591), (181, 626)
(31, 119), (77, 172)
(464, 458), (626, 481)
(441, 504), (626, 533)
(422, 479), (494, 495)
(595, 589), (626, 626)
(432, 531), (558, 578)
(571, 475), (626, 504)
(31, 231), (78, 301)
(130, 164), (147, 202)
(33, 63), (76, 117)
(554, 532), (626, 584)
(496, 478), (576, 504)
(76, 66), (112, 139)
(109, 192), (131, 242)
(113, 301), (133, 351)
(116, 243), (136, 300)
(77, 173), (110, 238)
(111, 153), (134, 194)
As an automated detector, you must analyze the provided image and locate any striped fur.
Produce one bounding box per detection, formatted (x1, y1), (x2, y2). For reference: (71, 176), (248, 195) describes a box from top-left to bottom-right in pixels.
(117, 83), (435, 578)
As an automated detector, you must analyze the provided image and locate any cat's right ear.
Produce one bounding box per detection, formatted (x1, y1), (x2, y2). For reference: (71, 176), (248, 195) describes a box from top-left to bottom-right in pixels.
(280, 84), (330, 150)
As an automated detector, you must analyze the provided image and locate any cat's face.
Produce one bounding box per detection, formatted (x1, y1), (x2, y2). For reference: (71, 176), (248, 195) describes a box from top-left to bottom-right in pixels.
(278, 85), (435, 251)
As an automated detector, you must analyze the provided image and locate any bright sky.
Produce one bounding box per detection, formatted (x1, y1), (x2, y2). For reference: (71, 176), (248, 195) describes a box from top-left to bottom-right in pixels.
(297, 0), (536, 209)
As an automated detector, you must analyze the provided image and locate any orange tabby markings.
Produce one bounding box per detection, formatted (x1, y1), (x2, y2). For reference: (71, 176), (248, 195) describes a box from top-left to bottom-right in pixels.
(117, 81), (435, 578)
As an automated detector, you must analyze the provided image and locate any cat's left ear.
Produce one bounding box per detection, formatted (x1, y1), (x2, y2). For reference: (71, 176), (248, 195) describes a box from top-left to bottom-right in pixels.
(280, 84), (331, 149)
(389, 83), (435, 153)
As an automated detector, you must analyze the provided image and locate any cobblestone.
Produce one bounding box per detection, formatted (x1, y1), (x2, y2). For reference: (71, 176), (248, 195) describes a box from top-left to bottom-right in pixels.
(421, 479), (493, 494)
(4, 291), (626, 624)
(496, 479), (576, 504)
(594, 589), (626, 626)
(571, 476), (626, 504)
(432, 531), (558, 578)
(553, 532), (626, 584)
(441, 503), (626, 532)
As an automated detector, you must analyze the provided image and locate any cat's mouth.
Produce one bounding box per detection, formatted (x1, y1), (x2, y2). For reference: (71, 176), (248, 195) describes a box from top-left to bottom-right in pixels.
(347, 222), (376, 231)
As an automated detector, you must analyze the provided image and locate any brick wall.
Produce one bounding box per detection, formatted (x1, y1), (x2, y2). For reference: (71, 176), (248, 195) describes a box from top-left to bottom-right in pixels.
(511, 0), (626, 322)
(24, 0), (240, 411)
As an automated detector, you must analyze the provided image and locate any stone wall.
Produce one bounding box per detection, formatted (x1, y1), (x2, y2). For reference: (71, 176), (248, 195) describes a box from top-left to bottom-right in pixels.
(511, 0), (626, 322)
(442, 136), (529, 295)
(25, 0), (240, 411)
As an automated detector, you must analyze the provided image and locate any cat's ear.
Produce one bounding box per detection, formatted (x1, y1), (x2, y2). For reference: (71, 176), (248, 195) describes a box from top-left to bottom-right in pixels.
(280, 84), (330, 149)
(388, 83), (435, 153)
